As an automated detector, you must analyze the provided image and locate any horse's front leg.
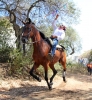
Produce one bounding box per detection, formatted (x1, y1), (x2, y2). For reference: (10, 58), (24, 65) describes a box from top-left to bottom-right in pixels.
(29, 62), (41, 82)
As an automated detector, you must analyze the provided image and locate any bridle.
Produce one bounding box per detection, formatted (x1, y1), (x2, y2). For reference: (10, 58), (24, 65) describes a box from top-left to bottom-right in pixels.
(22, 24), (32, 44)
(21, 24), (44, 44)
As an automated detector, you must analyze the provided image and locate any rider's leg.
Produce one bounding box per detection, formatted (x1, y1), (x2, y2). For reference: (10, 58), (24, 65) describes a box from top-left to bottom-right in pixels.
(50, 39), (58, 56)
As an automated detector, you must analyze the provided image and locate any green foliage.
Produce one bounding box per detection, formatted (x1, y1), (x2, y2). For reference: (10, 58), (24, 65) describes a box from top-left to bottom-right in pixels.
(8, 48), (33, 77)
(0, 18), (14, 63)
(0, 46), (13, 63)
(0, 18), (13, 48)
(80, 49), (92, 63)
(88, 50), (92, 63)
(0, 18), (11, 28)
(67, 59), (87, 74)
(61, 26), (82, 55)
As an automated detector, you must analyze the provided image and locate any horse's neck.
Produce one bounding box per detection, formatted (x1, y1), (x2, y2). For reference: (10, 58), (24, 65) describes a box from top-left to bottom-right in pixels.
(31, 25), (50, 55)
(32, 31), (42, 43)
(31, 28), (42, 49)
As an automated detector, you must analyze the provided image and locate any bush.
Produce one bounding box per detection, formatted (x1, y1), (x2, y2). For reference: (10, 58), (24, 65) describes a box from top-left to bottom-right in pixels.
(0, 47), (12, 63)
(7, 49), (33, 78)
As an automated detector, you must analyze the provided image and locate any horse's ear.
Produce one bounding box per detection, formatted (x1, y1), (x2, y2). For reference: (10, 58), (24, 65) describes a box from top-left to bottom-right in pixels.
(28, 18), (32, 23)
(32, 22), (35, 25)
(25, 18), (32, 24)
(22, 21), (26, 25)
(22, 18), (33, 25)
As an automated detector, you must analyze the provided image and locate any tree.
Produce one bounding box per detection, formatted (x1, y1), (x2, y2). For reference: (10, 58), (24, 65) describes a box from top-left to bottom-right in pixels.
(0, 0), (80, 50)
(79, 49), (92, 63)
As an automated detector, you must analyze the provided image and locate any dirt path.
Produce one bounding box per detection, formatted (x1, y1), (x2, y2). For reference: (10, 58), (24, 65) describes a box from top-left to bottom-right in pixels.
(0, 73), (92, 100)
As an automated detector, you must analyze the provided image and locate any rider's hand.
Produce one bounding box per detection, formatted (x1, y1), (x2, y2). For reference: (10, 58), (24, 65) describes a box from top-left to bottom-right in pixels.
(51, 35), (57, 38)
(55, 14), (59, 20)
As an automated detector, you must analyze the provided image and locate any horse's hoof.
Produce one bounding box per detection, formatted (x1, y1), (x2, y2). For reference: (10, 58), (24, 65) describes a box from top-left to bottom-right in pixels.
(63, 77), (67, 82)
(63, 79), (67, 83)
(49, 86), (52, 90)
(38, 78), (41, 82)
(50, 82), (53, 85)
(47, 83), (52, 90)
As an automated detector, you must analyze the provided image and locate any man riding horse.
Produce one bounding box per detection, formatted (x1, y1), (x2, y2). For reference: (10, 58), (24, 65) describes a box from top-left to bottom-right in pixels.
(49, 14), (66, 58)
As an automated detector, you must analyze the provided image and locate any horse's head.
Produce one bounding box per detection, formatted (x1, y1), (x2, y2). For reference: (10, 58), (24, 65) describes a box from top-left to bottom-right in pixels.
(22, 23), (33, 43)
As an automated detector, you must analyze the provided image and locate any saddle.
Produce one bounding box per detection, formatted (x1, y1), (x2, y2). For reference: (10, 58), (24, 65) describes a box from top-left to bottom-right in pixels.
(46, 37), (65, 51)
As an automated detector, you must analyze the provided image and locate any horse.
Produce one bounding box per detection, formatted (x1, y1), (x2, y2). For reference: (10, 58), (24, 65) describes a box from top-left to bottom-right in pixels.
(22, 23), (67, 90)
(87, 63), (92, 75)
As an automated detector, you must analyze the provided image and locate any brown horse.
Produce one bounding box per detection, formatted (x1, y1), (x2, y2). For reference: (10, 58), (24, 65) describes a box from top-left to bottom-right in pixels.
(22, 23), (67, 90)
(87, 63), (92, 75)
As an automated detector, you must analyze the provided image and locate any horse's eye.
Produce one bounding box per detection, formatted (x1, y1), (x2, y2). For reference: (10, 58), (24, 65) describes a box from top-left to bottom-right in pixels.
(26, 27), (31, 31)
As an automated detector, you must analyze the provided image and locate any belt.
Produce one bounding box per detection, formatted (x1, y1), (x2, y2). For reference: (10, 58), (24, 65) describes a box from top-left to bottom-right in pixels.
(51, 38), (58, 41)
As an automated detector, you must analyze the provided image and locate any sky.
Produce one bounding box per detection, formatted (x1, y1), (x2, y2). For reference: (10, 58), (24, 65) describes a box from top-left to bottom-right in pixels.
(72, 0), (92, 54)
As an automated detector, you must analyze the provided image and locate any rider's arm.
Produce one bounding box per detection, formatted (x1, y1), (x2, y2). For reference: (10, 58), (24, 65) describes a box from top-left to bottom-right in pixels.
(52, 14), (59, 30)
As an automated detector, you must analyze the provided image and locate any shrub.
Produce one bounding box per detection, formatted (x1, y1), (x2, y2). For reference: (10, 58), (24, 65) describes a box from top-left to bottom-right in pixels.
(7, 49), (33, 78)
(0, 46), (12, 63)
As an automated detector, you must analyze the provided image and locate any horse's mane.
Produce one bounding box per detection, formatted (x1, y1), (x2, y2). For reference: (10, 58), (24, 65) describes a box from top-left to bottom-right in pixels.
(39, 31), (47, 40)
(39, 31), (53, 47)
(29, 23), (46, 40)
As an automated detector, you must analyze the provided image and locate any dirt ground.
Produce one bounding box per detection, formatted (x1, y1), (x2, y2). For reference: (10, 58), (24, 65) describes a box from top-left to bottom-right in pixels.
(0, 66), (92, 100)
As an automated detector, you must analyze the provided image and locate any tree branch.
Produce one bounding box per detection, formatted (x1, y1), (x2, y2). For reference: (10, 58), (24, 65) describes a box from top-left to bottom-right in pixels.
(69, 43), (75, 55)
(27, 0), (46, 17)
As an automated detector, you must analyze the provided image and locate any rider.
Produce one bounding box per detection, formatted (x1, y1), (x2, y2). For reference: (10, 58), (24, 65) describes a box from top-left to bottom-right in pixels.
(49, 14), (66, 57)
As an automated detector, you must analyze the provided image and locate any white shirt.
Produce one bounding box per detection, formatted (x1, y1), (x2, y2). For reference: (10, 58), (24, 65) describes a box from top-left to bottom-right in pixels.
(52, 20), (65, 41)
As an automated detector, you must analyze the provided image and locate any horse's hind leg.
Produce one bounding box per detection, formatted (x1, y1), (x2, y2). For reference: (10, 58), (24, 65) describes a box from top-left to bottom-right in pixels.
(59, 56), (67, 82)
(49, 64), (57, 85)
(29, 62), (41, 82)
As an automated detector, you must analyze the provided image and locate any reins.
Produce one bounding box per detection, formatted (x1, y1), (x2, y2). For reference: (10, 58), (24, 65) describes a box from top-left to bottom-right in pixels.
(22, 35), (47, 45)
(22, 39), (44, 45)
